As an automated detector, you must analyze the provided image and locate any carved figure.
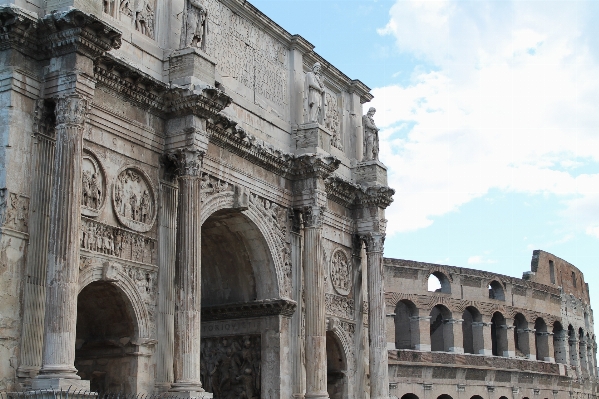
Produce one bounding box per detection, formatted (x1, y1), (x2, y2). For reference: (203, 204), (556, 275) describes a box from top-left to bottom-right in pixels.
(331, 250), (351, 296)
(114, 168), (155, 231)
(120, 0), (133, 16)
(180, 0), (207, 49)
(140, 190), (150, 223)
(134, 0), (154, 39)
(90, 173), (102, 209)
(363, 107), (379, 161)
(304, 62), (324, 124)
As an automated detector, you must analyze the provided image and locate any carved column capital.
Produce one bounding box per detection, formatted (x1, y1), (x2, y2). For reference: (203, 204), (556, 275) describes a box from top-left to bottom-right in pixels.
(168, 146), (205, 177)
(55, 96), (88, 127)
(303, 205), (323, 229)
(361, 232), (385, 254)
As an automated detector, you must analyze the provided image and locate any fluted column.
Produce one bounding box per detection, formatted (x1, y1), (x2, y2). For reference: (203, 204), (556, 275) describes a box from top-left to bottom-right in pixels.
(304, 206), (328, 399)
(290, 210), (306, 398)
(169, 147), (209, 397)
(363, 232), (389, 399)
(34, 96), (88, 388)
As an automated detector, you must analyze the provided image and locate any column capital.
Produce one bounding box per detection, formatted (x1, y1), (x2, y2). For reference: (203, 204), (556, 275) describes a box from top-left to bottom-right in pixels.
(361, 232), (385, 253)
(303, 205), (324, 228)
(167, 146), (205, 177)
(55, 95), (88, 127)
(410, 316), (432, 322)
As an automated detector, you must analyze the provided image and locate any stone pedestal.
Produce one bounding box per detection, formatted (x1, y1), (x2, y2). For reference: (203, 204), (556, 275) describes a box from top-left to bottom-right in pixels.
(36, 96), (87, 385)
(303, 206), (328, 399)
(293, 123), (331, 155)
(411, 316), (431, 351)
(169, 47), (217, 88)
(355, 160), (388, 187)
(363, 233), (389, 399)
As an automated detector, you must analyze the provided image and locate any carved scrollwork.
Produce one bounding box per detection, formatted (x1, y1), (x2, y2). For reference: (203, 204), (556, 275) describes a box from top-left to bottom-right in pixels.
(331, 248), (351, 296)
(112, 167), (157, 232)
(168, 146), (205, 177)
(81, 150), (106, 217)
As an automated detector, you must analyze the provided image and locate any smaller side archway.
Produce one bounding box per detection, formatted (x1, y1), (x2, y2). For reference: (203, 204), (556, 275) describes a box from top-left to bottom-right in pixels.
(428, 271), (451, 293)
(401, 394), (419, 399)
(462, 306), (482, 354)
(430, 305), (453, 352)
(395, 300), (418, 349)
(514, 313), (531, 358)
(437, 395), (454, 399)
(326, 330), (347, 399)
(553, 321), (568, 364)
(470, 396), (484, 399)
(488, 280), (505, 300)
(491, 312), (508, 357)
(535, 318), (550, 361)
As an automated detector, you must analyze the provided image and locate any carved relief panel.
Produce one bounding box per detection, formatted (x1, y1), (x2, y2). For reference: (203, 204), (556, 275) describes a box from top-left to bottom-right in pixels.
(325, 92), (342, 150)
(330, 248), (351, 296)
(200, 335), (261, 399)
(112, 167), (156, 232)
(0, 189), (30, 233)
(81, 151), (106, 217)
(103, 0), (155, 40)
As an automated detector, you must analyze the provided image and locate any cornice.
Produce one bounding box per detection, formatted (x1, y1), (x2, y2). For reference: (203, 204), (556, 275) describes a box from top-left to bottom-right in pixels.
(201, 298), (297, 322)
(165, 84), (231, 119)
(355, 185), (395, 209)
(0, 5), (39, 55)
(325, 175), (362, 208)
(289, 153), (341, 180)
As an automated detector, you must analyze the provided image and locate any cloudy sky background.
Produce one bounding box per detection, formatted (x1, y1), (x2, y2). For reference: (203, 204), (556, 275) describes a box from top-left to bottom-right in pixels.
(251, 0), (599, 311)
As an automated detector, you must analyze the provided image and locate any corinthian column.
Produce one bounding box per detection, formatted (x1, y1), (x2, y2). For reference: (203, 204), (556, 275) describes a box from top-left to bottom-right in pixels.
(303, 206), (328, 399)
(363, 232), (390, 399)
(34, 96), (88, 389)
(169, 147), (210, 397)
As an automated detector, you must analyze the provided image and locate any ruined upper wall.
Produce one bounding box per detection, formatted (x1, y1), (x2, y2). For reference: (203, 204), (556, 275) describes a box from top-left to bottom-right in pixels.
(528, 249), (590, 304)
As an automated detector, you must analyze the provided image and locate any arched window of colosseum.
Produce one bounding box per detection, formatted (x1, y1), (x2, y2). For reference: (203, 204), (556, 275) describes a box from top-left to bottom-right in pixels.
(514, 313), (530, 357)
(428, 271), (451, 293)
(552, 321), (567, 364)
(498, 397), (509, 399)
(534, 318), (549, 361)
(488, 280), (505, 301)
(462, 306), (482, 354)
(401, 394), (419, 399)
(395, 300), (417, 350)
(584, 312), (590, 330)
(430, 305), (452, 352)
(572, 271), (577, 287)
(470, 396), (484, 399)
(437, 395), (454, 399)
(491, 312), (508, 356)
(549, 260), (555, 284)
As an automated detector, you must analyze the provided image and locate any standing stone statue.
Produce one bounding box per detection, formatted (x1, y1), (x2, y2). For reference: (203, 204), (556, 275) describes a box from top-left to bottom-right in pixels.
(180, 0), (207, 49)
(304, 62), (324, 124)
(363, 107), (379, 161)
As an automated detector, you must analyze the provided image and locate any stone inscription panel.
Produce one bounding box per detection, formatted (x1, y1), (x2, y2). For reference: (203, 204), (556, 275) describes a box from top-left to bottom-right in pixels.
(204, 0), (289, 110)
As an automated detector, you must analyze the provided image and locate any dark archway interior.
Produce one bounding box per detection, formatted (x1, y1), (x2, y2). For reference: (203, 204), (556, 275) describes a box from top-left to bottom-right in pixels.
(395, 300), (416, 349)
(75, 281), (137, 393)
(326, 331), (346, 399)
(201, 210), (277, 307)
(401, 394), (419, 399)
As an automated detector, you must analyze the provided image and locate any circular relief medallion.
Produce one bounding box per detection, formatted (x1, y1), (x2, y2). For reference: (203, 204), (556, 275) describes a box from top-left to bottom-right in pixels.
(112, 167), (156, 232)
(81, 151), (106, 217)
(331, 249), (351, 296)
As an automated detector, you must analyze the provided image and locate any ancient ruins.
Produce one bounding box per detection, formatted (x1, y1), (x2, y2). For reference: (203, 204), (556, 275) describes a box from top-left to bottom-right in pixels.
(0, 0), (595, 398)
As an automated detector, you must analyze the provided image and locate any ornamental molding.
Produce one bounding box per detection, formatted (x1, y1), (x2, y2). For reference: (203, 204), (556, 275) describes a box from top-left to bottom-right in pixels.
(0, 5), (39, 55)
(201, 299), (297, 322)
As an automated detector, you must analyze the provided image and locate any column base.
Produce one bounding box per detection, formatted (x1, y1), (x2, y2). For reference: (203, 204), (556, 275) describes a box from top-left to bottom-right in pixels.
(449, 347), (464, 354)
(169, 392), (213, 399)
(31, 377), (90, 391)
(478, 349), (493, 356)
(414, 344), (431, 351)
(305, 393), (329, 399)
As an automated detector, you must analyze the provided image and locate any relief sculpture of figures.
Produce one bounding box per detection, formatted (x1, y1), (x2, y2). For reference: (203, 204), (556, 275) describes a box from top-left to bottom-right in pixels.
(180, 0), (207, 49)
(134, 0), (154, 39)
(304, 62), (324, 124)
(363, 107), (379, 161)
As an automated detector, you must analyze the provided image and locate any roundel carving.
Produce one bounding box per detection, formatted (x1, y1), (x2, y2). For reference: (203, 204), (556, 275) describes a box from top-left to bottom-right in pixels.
(331, 248), (351, 296)
(81, 150), (106, 217)
(112, 167), (156, 232)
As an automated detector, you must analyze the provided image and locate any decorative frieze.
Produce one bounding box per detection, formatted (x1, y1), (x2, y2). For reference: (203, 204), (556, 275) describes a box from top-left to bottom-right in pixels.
(200, 334), (261, 399)
(0, 189), (29, 232)
(113, 167), (156, 232)
(80, 217), (156, 265)
(201, 298), (297, 322)
(331, 248), (351, 296)
(325, 293), (355, 320)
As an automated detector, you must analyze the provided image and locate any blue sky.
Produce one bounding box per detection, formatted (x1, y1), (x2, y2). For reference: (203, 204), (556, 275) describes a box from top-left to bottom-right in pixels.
(249, 0), (599, 313)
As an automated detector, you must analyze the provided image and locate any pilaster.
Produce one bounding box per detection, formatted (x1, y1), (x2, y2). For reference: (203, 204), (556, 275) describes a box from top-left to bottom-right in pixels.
(503, 319), (516, 358)
(290, 210), (306, 399)
(553, 330), (569, 364)
(410, 316), (432, 351)
(446, 319), (464, 354)
(472, 320), (493, 356)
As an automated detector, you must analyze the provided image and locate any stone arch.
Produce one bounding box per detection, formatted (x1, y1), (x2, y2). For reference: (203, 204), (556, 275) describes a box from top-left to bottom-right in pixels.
(326, 319), (353, 399)
(395, 299), (418, 349)
(535, 317), (549, 361)
(462, 306), (482, 354)
(427, 269), (451, 293)
(491, 311), (508, 357)
(78, 262), (152, 340)
(514, 313), (531, 357)
(200, 190), (288, 299)
(430, 304), (453, 352)
(401, 395), (419, 399)
(488, 280), (505, 301)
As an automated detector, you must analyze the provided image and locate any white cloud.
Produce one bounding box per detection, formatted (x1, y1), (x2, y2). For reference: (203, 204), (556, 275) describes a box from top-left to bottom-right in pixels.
(373, 0), (599, 235)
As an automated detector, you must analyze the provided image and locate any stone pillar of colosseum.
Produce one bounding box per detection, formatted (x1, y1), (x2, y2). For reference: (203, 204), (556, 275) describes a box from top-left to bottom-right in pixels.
(32, 96), (89, 390)
(363, 232), (390, 399)
(524, 329), (537, 360)
(169, 147), (210, 397)
(472, 319), (493, 356)
(579, 338), (589, 376)
(569, 334), (580, 373)
(553, 330), (569, 364)
(386, 304), (397, 349)
(304, 205), (328, 399)
(411, 316), (432, 351)
(504, 319), (516, 357)
(446, 318), (464, 353)
(544, 332), (555, 363)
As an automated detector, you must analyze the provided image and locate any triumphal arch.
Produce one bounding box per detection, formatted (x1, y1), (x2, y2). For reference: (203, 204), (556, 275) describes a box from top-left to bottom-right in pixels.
(0, 1), (394, 398)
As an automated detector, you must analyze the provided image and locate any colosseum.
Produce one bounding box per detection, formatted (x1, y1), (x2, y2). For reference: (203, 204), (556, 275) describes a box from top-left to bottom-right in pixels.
(0, 0), (595, 398)
(385, 250), (597, 399)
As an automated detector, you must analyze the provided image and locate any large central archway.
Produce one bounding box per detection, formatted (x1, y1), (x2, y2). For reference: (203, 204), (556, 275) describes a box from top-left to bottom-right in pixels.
(199, 208), (290, 399)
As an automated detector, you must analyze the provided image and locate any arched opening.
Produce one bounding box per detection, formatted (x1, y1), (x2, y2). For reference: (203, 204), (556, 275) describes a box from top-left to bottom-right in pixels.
(462, 306), (482, 354)
(326, 331), (347, 399)
(470, 396), (484, 399)
(553, 321), (567, 364)
(428, 272), (450, 293)
(535, 318), (549, 361)
(199, 209), (283, 399)
(75, 281), (138, 393)
(568, 324), (577, 365)
(430, 305), (452, 352)
(499, 397), (509, 399)
(491, 312), (508, 357)
(488, 280), (505, 301)
(401, 395), (419, 399)
(514, 313), (530, 358)
(395, 300), (417, 349)
(437, 395), (453, 399)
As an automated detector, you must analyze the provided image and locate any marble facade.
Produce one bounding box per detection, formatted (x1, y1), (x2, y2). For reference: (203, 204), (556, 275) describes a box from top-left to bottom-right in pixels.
(0, 1), (392, 398)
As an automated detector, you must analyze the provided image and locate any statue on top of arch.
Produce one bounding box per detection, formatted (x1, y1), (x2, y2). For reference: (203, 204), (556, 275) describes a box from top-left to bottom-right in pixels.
(180, 0), (207, 49)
